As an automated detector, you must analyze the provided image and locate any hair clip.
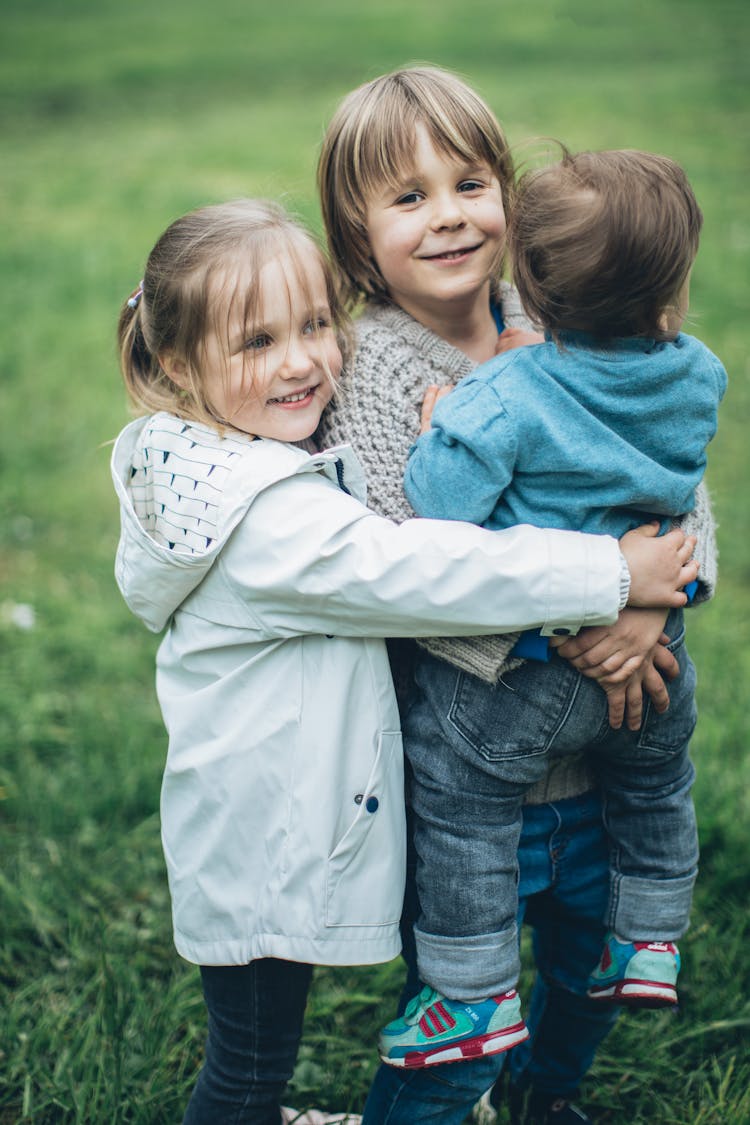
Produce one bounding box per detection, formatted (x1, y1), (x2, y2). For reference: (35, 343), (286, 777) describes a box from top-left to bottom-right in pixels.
(127, 280), (144, 310)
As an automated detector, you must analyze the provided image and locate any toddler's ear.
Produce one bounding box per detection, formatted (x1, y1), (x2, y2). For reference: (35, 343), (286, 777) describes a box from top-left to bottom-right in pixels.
(159, 351), (188, 388)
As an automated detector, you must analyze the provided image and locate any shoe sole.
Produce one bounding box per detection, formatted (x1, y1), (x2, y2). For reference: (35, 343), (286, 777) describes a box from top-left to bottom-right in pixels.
(587, 979), (677, 1008)
(380, 1022), (530, 1069)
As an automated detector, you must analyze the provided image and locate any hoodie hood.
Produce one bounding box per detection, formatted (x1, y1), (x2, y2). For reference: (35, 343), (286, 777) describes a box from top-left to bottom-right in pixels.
(111, 413), (368, 634)
(111, 416), (234, 632)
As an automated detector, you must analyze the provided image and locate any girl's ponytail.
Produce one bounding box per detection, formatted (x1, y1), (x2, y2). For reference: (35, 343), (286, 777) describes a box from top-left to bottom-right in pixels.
(116, 281), (169, 415)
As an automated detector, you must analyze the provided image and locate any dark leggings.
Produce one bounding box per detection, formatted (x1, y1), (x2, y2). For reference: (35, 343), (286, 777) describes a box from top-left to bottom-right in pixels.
(182, 958), (313, 1125)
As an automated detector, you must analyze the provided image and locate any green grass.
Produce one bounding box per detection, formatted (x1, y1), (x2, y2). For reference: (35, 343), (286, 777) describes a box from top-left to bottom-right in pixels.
(1, 0), (749, 1120)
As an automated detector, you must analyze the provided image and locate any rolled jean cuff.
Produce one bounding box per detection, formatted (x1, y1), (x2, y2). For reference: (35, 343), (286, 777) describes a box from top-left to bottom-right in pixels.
(609, 871), (697, 941)
(414, 923), (519, 1001)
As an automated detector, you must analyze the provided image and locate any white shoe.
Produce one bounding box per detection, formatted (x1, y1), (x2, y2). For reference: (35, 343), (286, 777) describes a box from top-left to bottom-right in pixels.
(281, 1109), (362, 1124)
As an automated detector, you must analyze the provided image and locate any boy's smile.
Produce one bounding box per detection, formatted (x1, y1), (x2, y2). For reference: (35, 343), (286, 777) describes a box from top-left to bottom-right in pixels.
(365, 124), (506, 328)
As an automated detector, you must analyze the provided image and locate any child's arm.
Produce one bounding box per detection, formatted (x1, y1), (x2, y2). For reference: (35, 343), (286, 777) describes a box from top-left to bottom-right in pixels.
(224, 469), (629, 640)
(405, 377), (514, 526)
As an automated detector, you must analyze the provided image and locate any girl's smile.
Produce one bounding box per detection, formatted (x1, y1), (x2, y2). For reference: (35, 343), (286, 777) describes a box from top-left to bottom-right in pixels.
(199, 252), (342, 441)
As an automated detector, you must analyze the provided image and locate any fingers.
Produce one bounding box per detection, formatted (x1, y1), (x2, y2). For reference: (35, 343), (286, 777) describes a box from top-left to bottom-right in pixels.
(652, 643), (680, 682)
(494, 327), (544, 354)
(624, 678), (645, 731)
(420, 385), (441, 432)
(606, 685), (626, 729)
(642, 661), (671, 714)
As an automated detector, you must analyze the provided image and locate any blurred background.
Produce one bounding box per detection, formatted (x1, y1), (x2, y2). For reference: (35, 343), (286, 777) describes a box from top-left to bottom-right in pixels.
(1, 1), (748, 1121)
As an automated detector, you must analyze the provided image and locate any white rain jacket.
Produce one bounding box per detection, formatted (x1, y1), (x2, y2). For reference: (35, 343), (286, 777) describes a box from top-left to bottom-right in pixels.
(111, 412), (624, 967)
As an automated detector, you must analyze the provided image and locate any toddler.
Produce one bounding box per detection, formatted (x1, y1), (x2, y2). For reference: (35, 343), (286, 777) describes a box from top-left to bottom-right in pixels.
(398, 148), (726, 1066)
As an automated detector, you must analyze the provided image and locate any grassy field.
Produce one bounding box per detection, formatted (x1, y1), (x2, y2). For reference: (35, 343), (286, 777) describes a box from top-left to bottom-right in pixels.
(1, 0), (748, 1121)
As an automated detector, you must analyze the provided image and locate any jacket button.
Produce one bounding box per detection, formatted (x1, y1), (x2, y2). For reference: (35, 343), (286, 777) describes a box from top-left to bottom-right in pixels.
(354, 793), (363, 804)
(552, 627), (571, 636)
(365, 796), (379, 813)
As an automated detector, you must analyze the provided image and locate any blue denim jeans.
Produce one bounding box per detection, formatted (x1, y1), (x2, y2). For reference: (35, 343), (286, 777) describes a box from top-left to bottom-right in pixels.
(403, 609), (698, 998)
(362, 792), (620, 1124)
(182, 959), (313, 1125)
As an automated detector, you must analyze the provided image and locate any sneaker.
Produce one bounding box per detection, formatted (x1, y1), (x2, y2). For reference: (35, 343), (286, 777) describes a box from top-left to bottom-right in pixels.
(473, 1082), (593, 1124)
(378, 985), (529, 1069)
(281, 1110), (361, 1124)
(587, 933), (680, 1007)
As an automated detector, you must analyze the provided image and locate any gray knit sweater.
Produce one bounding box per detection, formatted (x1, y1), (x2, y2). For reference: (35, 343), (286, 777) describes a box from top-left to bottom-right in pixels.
(317, 291), (717, 802)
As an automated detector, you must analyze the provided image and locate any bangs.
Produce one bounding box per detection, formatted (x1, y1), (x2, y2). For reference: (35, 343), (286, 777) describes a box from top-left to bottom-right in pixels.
(353, 88), (507, 199)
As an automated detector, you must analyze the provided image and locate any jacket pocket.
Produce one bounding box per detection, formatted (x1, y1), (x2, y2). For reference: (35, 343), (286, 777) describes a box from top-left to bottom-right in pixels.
(325, 731), (405, 927)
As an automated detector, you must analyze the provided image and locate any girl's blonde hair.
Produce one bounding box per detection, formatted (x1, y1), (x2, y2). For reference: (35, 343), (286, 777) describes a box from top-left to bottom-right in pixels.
(509, 148), (703, 342)
(117, 198), (351, 428)
(318, 65), (514, 310)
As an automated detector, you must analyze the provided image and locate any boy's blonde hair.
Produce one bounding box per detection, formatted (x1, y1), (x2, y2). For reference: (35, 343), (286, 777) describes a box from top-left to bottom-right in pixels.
(509, 149), (703, 342)
(318, 65), (514, 309)
(117, 199), (351, 428)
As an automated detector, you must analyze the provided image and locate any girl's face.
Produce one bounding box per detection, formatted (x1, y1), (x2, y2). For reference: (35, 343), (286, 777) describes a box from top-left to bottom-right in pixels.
(199, 251), (341, 442)
(365, 123), (506, 321)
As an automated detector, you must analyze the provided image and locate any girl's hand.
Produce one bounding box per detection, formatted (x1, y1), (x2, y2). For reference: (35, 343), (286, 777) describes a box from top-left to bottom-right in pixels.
(620, 523), (698, 607)
(495, 327), (545, 354)
(420, 384), (453, 433)
(552, 607), (677, 729)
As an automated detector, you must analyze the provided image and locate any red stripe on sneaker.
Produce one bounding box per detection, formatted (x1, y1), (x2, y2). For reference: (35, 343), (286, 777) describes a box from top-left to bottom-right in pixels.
(419, 1001), (455, 1037)
(434, 1002), (456, 1030)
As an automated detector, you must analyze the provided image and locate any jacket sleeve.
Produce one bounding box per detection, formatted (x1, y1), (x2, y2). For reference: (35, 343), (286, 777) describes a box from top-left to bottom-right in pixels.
(218, 469), (622, 641)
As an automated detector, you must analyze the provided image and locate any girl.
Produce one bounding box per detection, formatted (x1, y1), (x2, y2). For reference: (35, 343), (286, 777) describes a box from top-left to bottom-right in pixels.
(316, 67), (717, 1125)
(111, 199), (696, 1125)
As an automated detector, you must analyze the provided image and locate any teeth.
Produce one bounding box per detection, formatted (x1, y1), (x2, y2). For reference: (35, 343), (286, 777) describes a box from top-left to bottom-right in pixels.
(271, 388), (312, 404)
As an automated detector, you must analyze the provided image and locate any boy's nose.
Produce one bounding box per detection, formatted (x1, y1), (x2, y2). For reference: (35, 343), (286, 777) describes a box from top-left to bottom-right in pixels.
(429, 193), (466, 231)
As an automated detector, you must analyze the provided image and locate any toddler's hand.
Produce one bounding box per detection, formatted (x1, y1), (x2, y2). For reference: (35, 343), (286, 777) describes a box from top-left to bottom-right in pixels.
(495, 327), (544, 355)
(620, 523), (698, 608)
(420, 384), (453, 433)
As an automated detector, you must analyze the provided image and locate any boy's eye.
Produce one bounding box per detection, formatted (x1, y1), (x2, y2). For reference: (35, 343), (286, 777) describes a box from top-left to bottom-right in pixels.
(394, 190), (424, 206)
(243, 332), (272, 351)
(457, 179), (484, 193)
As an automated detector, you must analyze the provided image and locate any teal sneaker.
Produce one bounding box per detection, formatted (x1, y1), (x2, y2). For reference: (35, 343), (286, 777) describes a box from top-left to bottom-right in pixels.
(587, 933), (680, 1007)
(378, 986), (529, 1069)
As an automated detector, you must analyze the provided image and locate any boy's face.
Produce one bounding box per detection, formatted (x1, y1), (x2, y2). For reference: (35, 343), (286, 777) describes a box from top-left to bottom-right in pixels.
(364, 124), (506, 323)
(198, 252), (340, 442)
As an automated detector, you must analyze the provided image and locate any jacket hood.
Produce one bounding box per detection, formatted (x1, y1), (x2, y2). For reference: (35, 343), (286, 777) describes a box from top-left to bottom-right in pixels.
(111, 417), (226, 632)
(111, 414), (367, 634)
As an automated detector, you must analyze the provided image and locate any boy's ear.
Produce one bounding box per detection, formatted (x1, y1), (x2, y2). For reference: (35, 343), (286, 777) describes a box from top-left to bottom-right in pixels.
(159, 352), (188, 388)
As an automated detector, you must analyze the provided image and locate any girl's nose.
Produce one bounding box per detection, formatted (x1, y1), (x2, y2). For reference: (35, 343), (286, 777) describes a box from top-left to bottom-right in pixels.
(280, 339), (316, 379)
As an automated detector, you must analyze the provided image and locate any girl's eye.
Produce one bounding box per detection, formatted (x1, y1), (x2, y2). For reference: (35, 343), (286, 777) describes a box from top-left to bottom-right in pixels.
(303, 316), (332, 336)
(457, 179), (484, 193)
(243, 332), (272, 351)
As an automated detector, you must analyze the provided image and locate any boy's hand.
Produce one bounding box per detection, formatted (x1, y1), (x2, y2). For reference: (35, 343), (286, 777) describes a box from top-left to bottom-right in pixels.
(552, 607), (678, 729)
(620, 523), (698, 607)
(420, 384), (452, 433)
(495, 327), (545, 354)
(600, 651), (674, 731)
